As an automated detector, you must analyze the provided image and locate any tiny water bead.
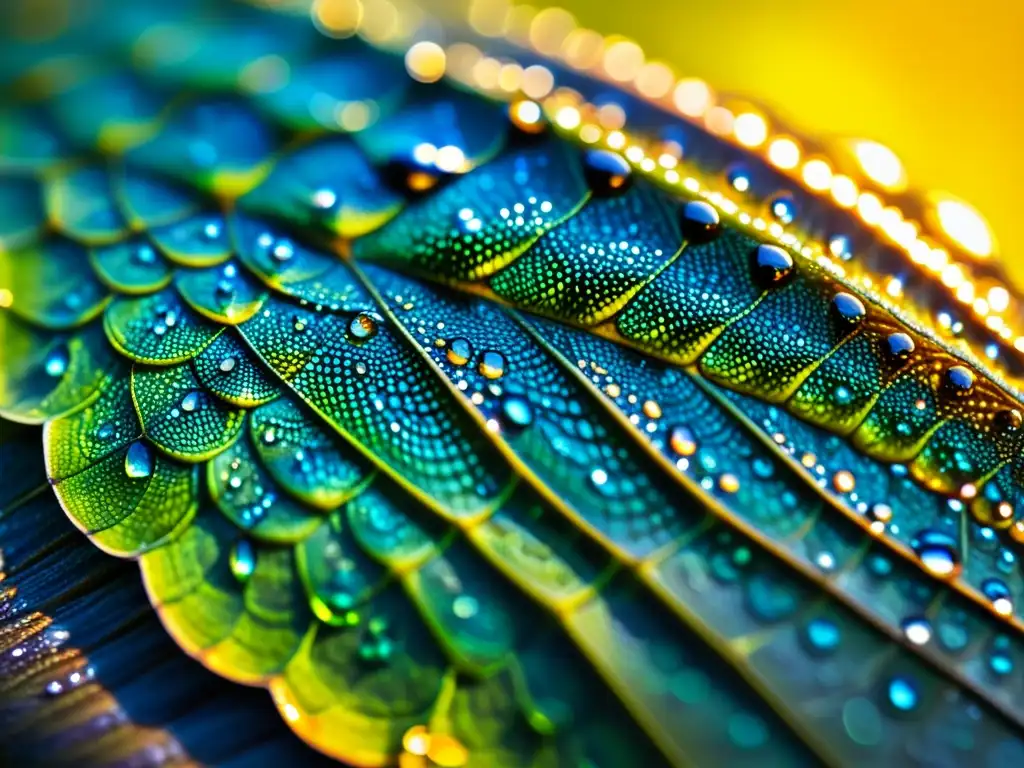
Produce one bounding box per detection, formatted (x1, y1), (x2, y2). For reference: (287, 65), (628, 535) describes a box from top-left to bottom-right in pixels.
(802, 617), (840, 656)
(582, 149), (633, 197)
(901, 617), (933, 645)
(219, 356), (237, 373)
(944, 365), (976, 396)
(679, 200), (720, 243)
(134, 243), (157, 264)
(884, 332), (916, 360)
(44, 345), (69, 377)
(752, 244), (795, 286)
(727, 165), (751, 192)
(348, 311), (382, 341)
(229, 539), (256, 583)
(478, 350), (507, 379)
(831, 292), (866, 326)
(181, 391), (200, 412)
(981, 577), (1014, 616)
(446, 337), (472, 366)
(911, 529), (961, 578)
(886, 676), (919, 712)
(124, 441), (154, 479)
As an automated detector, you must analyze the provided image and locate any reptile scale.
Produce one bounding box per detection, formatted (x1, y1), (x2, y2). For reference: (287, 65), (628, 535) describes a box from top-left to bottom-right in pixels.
(1, 1), (1023, 766)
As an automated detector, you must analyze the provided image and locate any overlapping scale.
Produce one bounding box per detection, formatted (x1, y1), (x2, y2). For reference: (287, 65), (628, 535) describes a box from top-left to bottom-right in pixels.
(193, 330), (281, 407)
(0, 175), (46, 249)
(2, 236), (109, 328)
(139, 507), (311, 684)
(45, 165), (129, 244)
(175, 259), (267, 325)
(131, 362), (244, 461)
(105, 288), (220, 364)
(91, 237), (173, 295)
(238, 137), (403, 239)
(355, 139), (589, 280)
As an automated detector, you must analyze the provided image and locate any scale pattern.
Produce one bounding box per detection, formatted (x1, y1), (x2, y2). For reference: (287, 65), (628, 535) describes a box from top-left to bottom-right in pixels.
(1, 1), (1023, 766)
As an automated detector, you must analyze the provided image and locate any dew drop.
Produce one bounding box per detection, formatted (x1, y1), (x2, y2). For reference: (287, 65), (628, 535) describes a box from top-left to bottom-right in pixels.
(446, 337), (472, 366)
(452, 595), (479, 619)
(802, 617), (840, 656)
(886, 676), (918, 712)
(669, 425), (697, 456)
(348, 311), (381, 341)
(679, 200), (720, 243)
(727, 165), (751, 192)
(181, 391), (200, 413)
(981, 577), (1014, 616)
(944, 365), (976, 396)
(884, 332), (915, 361)
(229, 539), (256, 583)
(271, 239), (295, 262)
(124, 441), (153, 479)
(478, 350), (506, 379)
(911, 529), (961, 578)
(501, 395), (533, 428)
(752, 244), (794, 286)
(219, 357), (237, 373)
(44, 345), (69, 377)
(828, 235), (852, 260)
(134, 244), (156, 264)
(582, 149), (632, 197)
(831, 292), (866, 326)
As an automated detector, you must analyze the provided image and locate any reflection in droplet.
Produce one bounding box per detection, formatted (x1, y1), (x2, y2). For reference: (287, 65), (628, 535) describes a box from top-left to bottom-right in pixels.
(446, 337), (472, 366)
(911, 529), (961, 579)
(349, 311), (381, 341)
(478, 350), (507, 379)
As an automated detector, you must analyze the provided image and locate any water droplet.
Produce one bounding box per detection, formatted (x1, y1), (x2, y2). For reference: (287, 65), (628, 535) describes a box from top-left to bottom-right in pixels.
(679, 200), (720, 243)
(582, 149), (632, 197)
(124, 441), (153, 479)
(833, 470), (856, 493)
(219, 357), (237, 373)
(981, 577), (1014, 616)
(446, 337), (472, 366)
(229, 539), (256, 583)
(478, 350), (506, 379)
(181, 392), (200, 413)
(311, 188), (338, 210)
(884, 332), (915, 361)
(96, 422), (114, 440)
(134, 244), (156, 264)
(45, 346), (69, 377)
(501, 395), (533, 428)
(901, 617), (932, 645)
(886, 676), (918, 712)
(752, 244), (794, 286)
(995, 408), (1022, 431)
(803, 617), (840, 656)
(383, 156), (441, 195)
(590, 468), (608, 486)
(348, 311), (381, 341)
(944, 365), (976, 396)
(669, 425), (697, 456)
(831, 292), (866, 326)
(271, 238), (294, 262)
(911, 529), (961, 578)
(769, 194), (796, 224)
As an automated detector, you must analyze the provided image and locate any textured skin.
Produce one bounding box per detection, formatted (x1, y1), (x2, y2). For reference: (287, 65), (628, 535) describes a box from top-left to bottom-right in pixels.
(1, 1), (1024, 766)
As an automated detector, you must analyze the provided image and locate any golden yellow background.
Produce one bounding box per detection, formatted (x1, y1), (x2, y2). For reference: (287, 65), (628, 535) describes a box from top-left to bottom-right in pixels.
(551, 0), (1024, 284)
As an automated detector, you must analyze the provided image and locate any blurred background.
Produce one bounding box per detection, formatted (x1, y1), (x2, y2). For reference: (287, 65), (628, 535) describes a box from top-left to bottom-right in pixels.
(547, 0), (1024, 284)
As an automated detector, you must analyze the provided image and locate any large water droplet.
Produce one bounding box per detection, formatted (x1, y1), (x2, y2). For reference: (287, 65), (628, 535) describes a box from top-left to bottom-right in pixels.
(348, 311), (381, 342)
(446, 337), (472, 366)
(582, 149), (632, 197)
(911, 529), (960, 578)
(679, 200), (720, 243)
(884, 332), (915, 361)
(124, 441), (154, 479)
(995, 408), (1022, 432)
(669, 425), (697, 456)
(478, 350), (507, 380)
(181, 391), (200, 413)
(944, 365), (975, 396)
(752, 244), (794, 287)
(219, 356), (237, 373)
(831, 292), (866, 326)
